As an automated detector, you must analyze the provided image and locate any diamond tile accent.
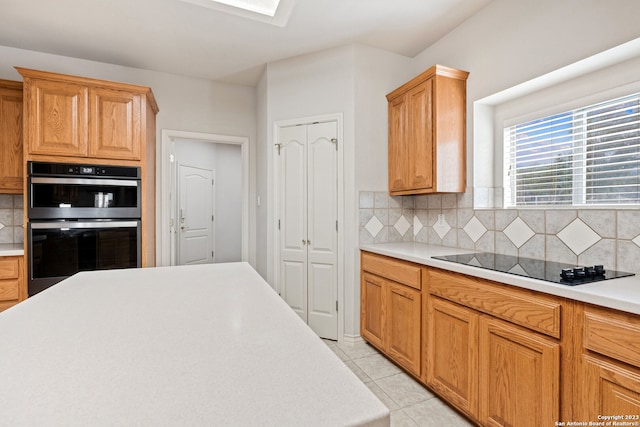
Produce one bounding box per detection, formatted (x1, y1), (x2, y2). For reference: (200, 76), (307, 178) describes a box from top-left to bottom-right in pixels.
(365, 216), (384, 238)
(463, 216), (487, 243)
(633, 235), (640, 248)
(413, 215), (423, 237)
(0, 222), (4, 230)
(394, 215), (411, 237)
(503, 217), (535, 248)
(433, 218), (451, 239)
(557, 218), (601, 255)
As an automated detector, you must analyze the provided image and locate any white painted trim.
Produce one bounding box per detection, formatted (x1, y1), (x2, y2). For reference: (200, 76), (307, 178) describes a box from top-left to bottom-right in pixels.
(272, 113), (345, 343)
(342, 334), (365, 345)
(161, 129), (250, 266)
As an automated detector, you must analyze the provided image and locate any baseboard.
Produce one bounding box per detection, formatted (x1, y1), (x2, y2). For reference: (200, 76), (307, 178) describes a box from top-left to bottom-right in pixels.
(341, 334), (364, 345)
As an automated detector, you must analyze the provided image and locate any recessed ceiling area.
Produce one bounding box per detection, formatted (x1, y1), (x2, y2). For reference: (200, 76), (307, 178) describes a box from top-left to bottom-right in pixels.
(0, 0), (493, 85)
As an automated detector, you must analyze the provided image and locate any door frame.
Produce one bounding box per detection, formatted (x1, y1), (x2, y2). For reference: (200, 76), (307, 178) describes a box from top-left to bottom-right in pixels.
(273, 113), (344, 342)
(161, 129), (249, 266)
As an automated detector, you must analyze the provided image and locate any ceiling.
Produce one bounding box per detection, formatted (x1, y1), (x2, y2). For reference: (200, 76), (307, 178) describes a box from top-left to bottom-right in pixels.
(0, 0), (492, 86)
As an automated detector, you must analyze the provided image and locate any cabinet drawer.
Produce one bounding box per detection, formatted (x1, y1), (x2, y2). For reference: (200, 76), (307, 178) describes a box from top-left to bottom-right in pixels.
(361, 252), (421, 290)
(429, 268), (561, 338)
(584, 306), (640, 368)
(0, 258), (20, 280)
(0, 279), (19, 301)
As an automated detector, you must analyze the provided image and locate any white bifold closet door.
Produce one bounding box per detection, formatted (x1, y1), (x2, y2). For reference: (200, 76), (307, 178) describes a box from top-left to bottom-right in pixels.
(278, 121), (338, 340)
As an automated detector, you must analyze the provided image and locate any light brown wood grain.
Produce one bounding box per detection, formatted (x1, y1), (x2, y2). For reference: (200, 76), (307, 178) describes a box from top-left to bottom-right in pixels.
(0, 256), (24, 312)
(386, 281), (421, 376)
(0, 79), (24, 193)
(584, 306), (640, 369)
(478, 316), (560, 427)
(386, 64), (468, 195)
(361, 251), (421, 290)
(429, 268), (561, 338)
(426, 296), (478, 419)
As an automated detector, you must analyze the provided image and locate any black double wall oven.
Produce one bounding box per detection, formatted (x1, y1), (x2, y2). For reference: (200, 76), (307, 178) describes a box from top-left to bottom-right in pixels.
(27, 161), (142, 296)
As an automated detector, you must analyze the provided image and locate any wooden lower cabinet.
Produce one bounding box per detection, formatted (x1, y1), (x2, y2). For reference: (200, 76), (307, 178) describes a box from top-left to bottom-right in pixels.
(478, 316), (560, 427)
(575, 304), (640, 421)
(361, 251), (640, 426)
(579, 355), (640, 419)
(361, 272), (385, 349)
(0, 256), (25, 312)
(361, 252), (422, 377)
(426, 296), (478, 419)
(386, 281), (421, 376)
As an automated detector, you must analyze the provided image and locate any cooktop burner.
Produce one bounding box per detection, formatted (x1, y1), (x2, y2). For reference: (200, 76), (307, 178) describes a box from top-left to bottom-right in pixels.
(431, 253), (635, 285)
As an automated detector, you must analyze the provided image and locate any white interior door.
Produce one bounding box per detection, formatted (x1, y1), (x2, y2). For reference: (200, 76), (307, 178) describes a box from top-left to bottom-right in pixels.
(278, 121), (338, 340)
(178, 164), (215, 265)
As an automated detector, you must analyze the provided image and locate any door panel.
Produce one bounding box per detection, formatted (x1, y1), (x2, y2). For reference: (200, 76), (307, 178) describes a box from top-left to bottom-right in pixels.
(178, 164), (214, 265)
(307, 121), (338, 339)
(279, 126), (308, 322)
(282, 260), (306, 320)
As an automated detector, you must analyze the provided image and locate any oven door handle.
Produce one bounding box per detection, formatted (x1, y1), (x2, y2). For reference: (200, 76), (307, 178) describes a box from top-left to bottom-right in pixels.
(30, 221), (139, 229)
(30, 177), (139, 187)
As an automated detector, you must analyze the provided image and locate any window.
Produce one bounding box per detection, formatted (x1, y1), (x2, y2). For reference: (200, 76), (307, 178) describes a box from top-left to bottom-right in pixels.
(504, 92), (640, 207)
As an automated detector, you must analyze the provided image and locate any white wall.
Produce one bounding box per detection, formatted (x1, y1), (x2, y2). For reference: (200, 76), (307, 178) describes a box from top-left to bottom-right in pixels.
(213, 143), (243, 262)
(0, 45), (257, 266)
(256, 44), (412, 339)
(410, 0), (640, 189)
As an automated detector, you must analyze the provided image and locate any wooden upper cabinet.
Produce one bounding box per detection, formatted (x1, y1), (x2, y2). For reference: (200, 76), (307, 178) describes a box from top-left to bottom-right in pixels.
(17, 67), (157, 162)
(89, 87), (141, 160)
(25, 78), (88, 157)
(0, 79), (23, 193)
(387, 65), (468, 195)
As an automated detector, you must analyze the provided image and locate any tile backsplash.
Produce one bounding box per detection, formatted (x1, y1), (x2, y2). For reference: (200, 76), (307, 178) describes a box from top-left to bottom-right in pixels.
(0, 194), (24, 244)
(359, 189), (640, 275)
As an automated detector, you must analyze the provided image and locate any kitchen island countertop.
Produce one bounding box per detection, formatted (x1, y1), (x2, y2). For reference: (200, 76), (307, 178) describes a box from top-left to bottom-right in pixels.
(0, 243), (24, 256)
(0, 263), (389, 427)
(361, 242), (640, 316)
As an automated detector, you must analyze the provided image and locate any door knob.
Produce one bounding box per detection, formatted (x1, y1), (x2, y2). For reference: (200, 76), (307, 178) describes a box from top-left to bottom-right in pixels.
(307, 240), (311, 245)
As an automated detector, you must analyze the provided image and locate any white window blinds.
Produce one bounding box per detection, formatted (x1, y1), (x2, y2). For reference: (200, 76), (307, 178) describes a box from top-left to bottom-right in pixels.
(504, 92), (640, 207)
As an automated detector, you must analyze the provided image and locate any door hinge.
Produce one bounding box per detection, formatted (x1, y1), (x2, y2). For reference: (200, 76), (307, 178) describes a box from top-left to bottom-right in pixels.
(331, 138), (337, 151)
(336, 220), (338, 232)
(275, 143), (282, 155)
(336, 300), (338, 312)
(278, 219), (281, 230)
(212, 214), (214, 222)
(212, 251), (214, 258)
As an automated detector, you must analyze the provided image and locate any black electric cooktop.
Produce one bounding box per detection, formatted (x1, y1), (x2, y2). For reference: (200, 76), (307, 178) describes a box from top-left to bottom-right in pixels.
(432, 253), (635, 286)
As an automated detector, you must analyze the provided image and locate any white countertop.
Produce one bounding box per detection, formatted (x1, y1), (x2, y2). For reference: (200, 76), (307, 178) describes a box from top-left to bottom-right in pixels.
(361, 242), (640, 316)
(0, 263), (389, 427)
(0, 244), (24, 256)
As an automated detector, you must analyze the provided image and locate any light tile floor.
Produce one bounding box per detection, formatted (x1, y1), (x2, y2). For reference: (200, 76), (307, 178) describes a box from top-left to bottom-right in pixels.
(323, 339), (474, 427)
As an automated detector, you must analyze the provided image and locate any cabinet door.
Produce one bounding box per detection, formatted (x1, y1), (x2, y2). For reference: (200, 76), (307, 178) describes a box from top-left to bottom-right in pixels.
(361, 273), (385, 349)
(0, 257), (22, 312)
(0, 83), (23, 193)
(427, 297), (478, 418)
(26, 79), (88, 157)
(579, 354), (640, 420)
(89, 87), (141, 160)
(407, 80), (433, 191)
(388, 94), (408, 192)
(387, 281), (421, 376)
(479, 316), (560, 427)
